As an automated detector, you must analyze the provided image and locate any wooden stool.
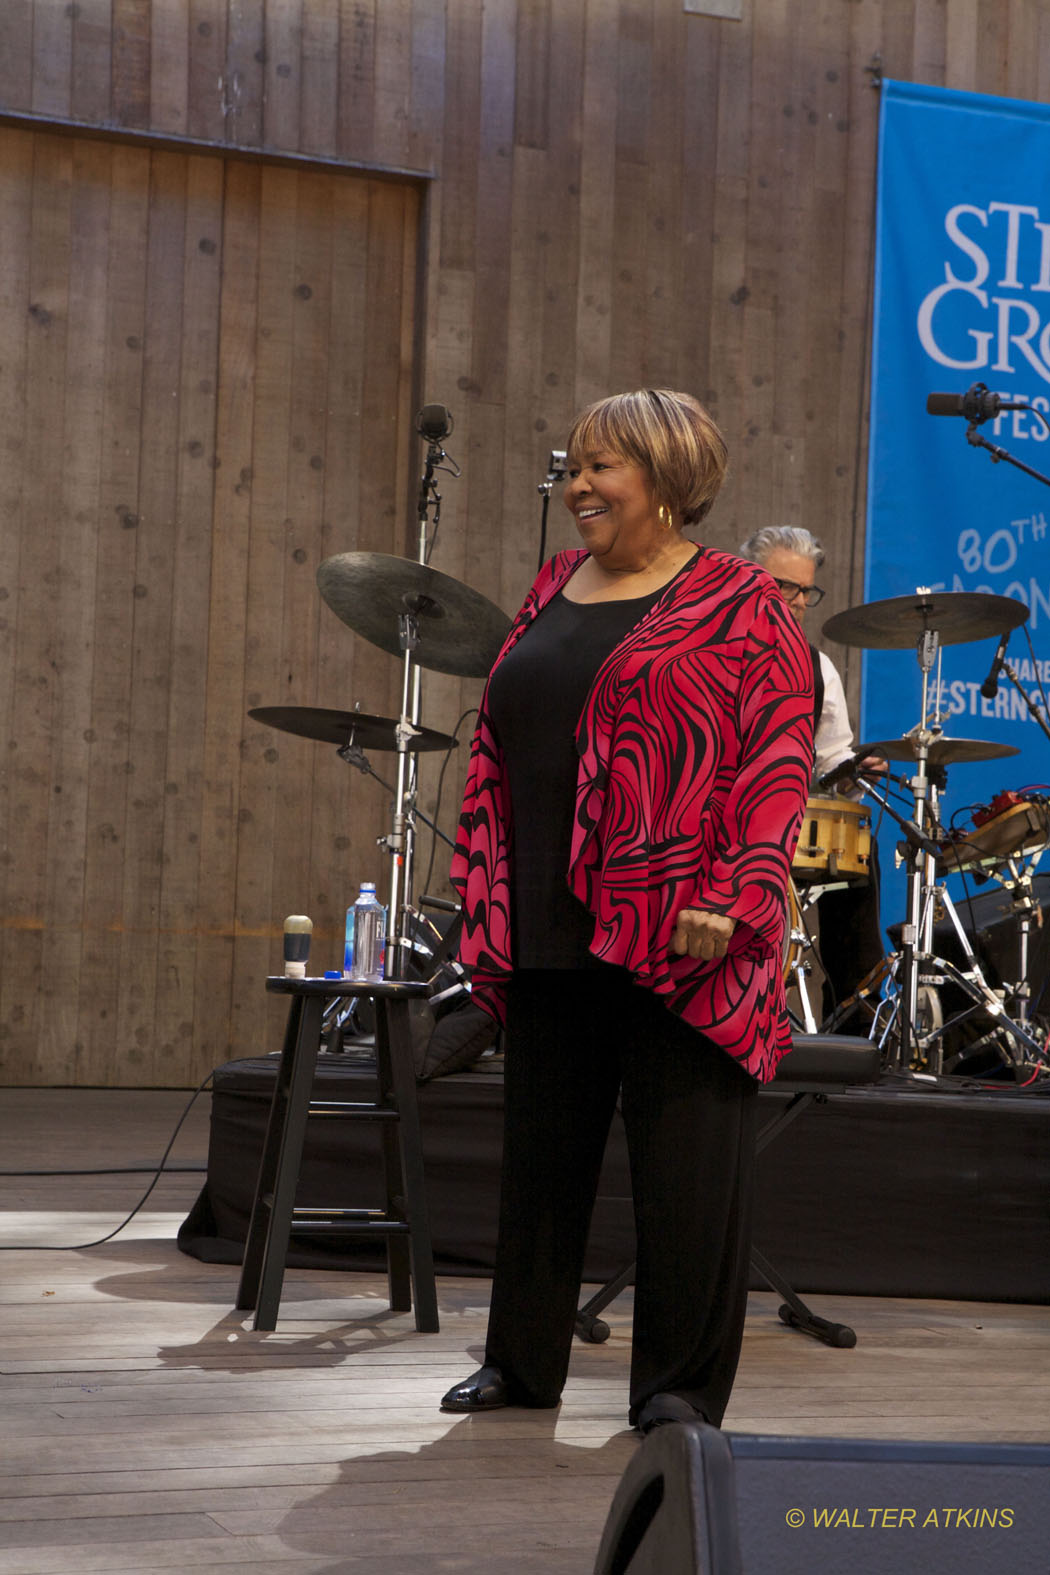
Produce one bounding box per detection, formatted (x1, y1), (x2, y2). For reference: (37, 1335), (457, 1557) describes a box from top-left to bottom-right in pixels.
(236, 976), (439, 1333)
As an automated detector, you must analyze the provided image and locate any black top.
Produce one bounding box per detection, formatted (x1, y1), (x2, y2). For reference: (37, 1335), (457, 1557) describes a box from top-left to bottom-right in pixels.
(486, 584), (666, 967)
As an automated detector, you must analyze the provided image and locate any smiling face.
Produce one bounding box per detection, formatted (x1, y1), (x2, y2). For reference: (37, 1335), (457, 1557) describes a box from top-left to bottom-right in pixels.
(563, 448), (662, 570)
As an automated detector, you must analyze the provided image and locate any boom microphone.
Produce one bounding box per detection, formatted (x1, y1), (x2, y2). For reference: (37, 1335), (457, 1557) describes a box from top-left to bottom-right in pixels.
(818, 754), (862, 792)
(926, 384), (1027, 424)
(980, 630), (1011, 700)
(416, 403), (454, 442)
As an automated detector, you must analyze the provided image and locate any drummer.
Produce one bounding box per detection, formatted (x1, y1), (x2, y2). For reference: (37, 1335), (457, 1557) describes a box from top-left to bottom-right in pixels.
(739, 526), (885, 1026)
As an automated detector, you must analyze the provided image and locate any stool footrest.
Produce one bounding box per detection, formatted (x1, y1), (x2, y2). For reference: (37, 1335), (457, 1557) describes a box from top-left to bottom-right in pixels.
(290, 1214), (412, 1236)
(306, 1101), (399, 1119)
(289, 1206), (393, 1221)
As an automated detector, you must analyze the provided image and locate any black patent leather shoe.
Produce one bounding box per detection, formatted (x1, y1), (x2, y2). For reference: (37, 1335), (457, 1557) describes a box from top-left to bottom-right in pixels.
(634, 1392), (707, 1435)
(440, 1364), (511, 1412)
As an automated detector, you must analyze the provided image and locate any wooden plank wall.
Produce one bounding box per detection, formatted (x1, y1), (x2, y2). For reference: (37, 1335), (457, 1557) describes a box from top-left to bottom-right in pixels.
(0, 132), (420, 1085)
(1, 0), (1048, 1085)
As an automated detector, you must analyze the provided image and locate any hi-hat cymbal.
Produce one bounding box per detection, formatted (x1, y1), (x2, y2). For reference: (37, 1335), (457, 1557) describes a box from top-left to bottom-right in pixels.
(858, 736), (1020, 766)
(316, 552), (511, 678)
(823, 591), (1029, 649)
(249, 706), (458, 753)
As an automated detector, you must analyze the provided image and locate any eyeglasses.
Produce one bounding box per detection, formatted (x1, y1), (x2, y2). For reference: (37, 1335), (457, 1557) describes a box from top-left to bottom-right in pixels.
(773, 578), (825, 608)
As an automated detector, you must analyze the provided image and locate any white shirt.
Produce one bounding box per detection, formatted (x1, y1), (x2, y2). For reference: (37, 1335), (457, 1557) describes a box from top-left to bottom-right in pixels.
(814, 650), (860, 797)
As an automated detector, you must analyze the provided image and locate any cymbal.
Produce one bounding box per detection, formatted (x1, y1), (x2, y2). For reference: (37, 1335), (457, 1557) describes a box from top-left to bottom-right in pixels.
(249, 706), (458, 753)
(316, 552), (511, 678)
(857, 736), (1020, 766)
(822, 591), (1029, 649)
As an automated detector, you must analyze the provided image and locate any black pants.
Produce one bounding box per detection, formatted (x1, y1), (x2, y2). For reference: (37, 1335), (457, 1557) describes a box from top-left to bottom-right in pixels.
(483, 968), (759, 1427)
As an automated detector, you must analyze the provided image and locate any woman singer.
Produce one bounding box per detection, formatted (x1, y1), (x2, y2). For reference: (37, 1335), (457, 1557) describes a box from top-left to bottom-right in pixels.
(441, 389), (813, 1432)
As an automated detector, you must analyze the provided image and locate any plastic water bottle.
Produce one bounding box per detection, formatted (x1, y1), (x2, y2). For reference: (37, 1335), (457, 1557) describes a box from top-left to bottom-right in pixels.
(344, 882), (387, 982)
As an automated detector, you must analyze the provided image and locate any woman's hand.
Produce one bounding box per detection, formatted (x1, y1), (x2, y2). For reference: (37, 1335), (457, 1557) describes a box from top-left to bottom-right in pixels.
(671, 909), (737, 961)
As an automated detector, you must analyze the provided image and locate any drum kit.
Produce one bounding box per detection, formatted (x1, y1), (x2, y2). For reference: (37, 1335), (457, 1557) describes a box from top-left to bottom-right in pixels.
(786, 585), (1050, 1079)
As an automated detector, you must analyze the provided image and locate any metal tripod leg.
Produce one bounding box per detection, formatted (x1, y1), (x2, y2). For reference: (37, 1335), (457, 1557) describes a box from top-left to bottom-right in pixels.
(784, 883), (819, 1034)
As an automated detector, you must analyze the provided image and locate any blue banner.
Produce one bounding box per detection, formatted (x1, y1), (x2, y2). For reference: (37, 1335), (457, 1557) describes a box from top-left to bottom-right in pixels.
(862, 79), (1050, 928)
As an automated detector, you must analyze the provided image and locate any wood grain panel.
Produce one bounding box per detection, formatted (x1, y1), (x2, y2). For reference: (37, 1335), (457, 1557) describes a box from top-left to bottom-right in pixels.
(573, 0), (619, 406)
(40, 141), (112, 1079)
(220, 0), (264, 148)
(29, 0), (72, 118)
(186, 0), (228, 143)
(300, 0), (339, 157)
(152, 155), (224, 1079)
(73, 147), (150, 1086)
(70, 0), (116, 126)
(5, 135), (74, 1079)
(0, 119), (419, 1083)
(193, 159), (261, 1075)
(111, 0), (152, 128)
(372, 0), (415, 169)
(0, 130), (33, 1080)
(407, 0), (446, 171)
(262, 0), (304, 152)
(113, 151), (187, 1079)
(336, 0), (376, 161)
(0, 3), (33, 114)
(148, 0), (190, 136)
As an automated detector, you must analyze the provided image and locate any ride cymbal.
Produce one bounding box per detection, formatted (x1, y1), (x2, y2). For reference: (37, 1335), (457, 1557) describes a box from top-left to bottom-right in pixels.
(316, 552), (511, 678)
(857, 736), (1020, 766)
(249, 706), (457, 753)
(822, 591), (1029, 649)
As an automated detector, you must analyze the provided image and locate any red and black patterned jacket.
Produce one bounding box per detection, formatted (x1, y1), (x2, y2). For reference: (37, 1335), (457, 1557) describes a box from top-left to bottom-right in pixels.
(451, 545), (814, 1081)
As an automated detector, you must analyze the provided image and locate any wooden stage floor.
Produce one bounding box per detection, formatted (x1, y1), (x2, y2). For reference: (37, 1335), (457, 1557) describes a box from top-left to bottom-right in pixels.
(1, 1088), (1047, 1574)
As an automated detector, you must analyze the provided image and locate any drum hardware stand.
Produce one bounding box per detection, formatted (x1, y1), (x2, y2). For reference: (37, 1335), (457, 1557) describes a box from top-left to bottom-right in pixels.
(786, 966), (819, 1035)
(851, 600), (965, 1070)
(958, 847), (1047, 1033)
(822, 954), (893, 1037)
(784, 892), (819, 1034)
(996, 857), (1042, 1027)
(862, 769), (1046, 1078)
(858, 611), (1039, 1075)
(879, 610), (942, 1069)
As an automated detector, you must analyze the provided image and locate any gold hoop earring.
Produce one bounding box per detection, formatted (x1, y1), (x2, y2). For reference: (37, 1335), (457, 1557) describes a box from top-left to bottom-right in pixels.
(658, 504), (673, 531)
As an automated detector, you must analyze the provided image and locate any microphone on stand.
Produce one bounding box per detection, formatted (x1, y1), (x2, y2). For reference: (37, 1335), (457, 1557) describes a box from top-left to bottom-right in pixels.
(926, 384), (1028, 424)
(818, 753), (863, 792)
(416, 403), (454, 443)
(980, 631), (1011, 699)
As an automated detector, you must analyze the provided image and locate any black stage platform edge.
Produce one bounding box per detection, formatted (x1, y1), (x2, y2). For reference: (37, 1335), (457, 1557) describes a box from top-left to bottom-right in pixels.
(178, 1056), (1050, 1304)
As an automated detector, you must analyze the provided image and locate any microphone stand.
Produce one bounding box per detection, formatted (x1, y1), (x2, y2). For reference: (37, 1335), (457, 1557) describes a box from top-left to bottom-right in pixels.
(965, 423), (1050, 487)
(999, 661), (1050, 744)
(932, 380), (1050, 484)
(536, 450), (567, 572)
(384, 432), (458, 978)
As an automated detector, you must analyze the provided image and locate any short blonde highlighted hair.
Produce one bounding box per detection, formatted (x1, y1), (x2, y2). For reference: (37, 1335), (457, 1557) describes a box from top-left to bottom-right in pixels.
(567, 389), (728, 526)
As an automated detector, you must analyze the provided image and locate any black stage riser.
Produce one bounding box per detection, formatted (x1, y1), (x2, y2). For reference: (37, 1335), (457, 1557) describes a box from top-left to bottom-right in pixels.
(179, 1058), (1050, 1304)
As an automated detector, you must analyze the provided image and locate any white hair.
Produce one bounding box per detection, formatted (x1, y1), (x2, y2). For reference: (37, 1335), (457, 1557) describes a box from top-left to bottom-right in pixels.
(739, 526), (825, 569)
